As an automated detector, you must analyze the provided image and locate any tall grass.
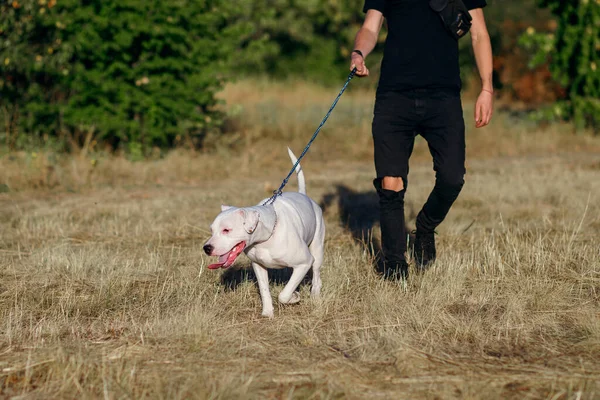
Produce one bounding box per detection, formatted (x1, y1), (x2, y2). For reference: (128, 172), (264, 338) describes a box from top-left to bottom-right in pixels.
(1, 80), (599, 398)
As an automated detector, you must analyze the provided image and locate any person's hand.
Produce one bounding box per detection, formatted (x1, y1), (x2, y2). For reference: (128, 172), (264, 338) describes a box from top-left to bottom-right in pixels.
(474, 89), (493, 128)
(350, 51), (369, 77)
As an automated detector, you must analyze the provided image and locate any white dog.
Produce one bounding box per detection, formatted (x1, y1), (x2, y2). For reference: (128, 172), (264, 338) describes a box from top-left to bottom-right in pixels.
(203, 148), (325, 317)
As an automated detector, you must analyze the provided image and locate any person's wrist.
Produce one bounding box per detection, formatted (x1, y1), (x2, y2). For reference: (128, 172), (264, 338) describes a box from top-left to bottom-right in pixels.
(481, 88), (494, 95)
(352, 49), (364, 59)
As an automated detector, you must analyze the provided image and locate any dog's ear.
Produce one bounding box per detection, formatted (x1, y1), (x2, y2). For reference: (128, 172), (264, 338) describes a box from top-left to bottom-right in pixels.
(242, 210), (260, 234)
(221, 204), (233, 212)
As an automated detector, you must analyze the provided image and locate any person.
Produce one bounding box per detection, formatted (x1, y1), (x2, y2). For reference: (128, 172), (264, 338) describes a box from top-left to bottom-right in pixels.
(350, 0), (494, 280)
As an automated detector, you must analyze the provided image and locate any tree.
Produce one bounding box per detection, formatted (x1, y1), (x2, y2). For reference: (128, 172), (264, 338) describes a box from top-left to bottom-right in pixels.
(0, 0), (238, 152)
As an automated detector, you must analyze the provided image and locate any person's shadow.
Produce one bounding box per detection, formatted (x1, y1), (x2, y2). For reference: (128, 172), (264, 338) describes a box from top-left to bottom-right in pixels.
(320, 185), (414, 274)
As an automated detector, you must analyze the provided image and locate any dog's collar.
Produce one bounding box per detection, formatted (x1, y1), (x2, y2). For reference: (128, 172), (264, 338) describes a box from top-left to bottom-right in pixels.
(264, 211), (278, 242)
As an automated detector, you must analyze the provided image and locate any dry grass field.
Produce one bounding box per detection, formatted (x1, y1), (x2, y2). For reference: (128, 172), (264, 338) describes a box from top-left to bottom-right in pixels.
(1, 81), (600, 399)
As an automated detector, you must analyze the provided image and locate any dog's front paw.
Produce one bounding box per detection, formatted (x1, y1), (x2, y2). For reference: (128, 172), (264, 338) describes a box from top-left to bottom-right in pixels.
(288, 291), (301, 304)
(279, 291), (301, 305)
(261, 308), (274, 318)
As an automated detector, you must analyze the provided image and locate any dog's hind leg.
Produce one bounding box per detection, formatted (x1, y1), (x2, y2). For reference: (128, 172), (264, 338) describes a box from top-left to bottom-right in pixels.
(252, 262), (274, 318)
(308, 205), (326, 298)
(309, 229), (325, 299)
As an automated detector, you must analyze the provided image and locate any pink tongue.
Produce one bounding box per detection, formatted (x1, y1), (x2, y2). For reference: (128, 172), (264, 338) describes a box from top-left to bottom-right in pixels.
(207, 242), (245, 270)
(207, 254), (228, 270)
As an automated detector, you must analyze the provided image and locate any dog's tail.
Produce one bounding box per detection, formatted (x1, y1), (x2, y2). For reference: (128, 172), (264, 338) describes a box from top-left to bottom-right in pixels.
(287, 147), (306, 195)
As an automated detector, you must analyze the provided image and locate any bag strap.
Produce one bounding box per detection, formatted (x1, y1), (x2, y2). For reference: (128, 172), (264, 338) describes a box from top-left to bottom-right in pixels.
(429, 0), (448, 12)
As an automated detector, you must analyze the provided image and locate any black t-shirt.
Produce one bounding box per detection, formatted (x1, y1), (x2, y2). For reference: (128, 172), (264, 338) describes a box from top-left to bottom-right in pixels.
(363, 0), (487, 93)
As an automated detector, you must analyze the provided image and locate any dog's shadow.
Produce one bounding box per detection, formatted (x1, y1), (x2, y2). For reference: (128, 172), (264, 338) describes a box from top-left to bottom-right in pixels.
(221, 264), (312, 291)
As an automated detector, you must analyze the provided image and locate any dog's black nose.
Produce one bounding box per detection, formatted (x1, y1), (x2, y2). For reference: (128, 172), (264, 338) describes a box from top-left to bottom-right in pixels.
(203, 244), (213, 255)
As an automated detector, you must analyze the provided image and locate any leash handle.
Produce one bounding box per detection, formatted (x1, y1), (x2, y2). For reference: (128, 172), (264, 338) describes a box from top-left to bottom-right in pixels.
(263, 68), (357, 205)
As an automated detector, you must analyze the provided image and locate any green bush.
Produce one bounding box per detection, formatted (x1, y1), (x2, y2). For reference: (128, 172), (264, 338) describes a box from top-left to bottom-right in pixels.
(519, 0), (600, 132)
(0, 0), (237, 152)
(226, 0), (381, 86)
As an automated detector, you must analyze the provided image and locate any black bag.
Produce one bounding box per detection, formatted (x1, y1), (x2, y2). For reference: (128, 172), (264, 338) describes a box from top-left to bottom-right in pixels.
(429, 0), (472, 40)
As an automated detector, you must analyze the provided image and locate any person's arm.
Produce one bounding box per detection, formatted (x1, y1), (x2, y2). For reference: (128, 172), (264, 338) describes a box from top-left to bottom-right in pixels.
(350, 9), (384, 77)
(469, 8), (493, 128)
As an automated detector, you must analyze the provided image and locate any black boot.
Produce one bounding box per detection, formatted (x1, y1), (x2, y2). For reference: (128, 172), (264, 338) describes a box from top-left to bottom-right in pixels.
(413, 229), (436, 270)
(382, 259), (409, 280)
(374, 178), (408, 280)
(412, 176), (463, 270)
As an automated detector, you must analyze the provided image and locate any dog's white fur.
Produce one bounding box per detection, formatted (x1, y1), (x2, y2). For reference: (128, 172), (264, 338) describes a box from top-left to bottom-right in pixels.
(204, 148), (325, 317)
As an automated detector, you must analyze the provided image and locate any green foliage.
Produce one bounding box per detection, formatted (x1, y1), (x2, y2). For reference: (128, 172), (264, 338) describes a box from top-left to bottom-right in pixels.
(517, 28), (555, 69)
(226, 0), (379, 85)
(519, 0), (600, 132)
(227, 0), (547, 89)
(1, 0), (237, 151)
(3, 0), (593, 153)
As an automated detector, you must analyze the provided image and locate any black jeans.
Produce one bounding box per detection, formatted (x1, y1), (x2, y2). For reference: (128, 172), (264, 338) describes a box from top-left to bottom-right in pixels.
(372, 89), (465, 264)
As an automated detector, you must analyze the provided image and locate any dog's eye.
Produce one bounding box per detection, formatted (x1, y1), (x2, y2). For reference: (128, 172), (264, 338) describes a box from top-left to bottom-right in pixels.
(222, 228), (231, 234)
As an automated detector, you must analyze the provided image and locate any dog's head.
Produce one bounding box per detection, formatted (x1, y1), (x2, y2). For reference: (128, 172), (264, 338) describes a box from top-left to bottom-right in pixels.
(203, 205), (260, 269)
